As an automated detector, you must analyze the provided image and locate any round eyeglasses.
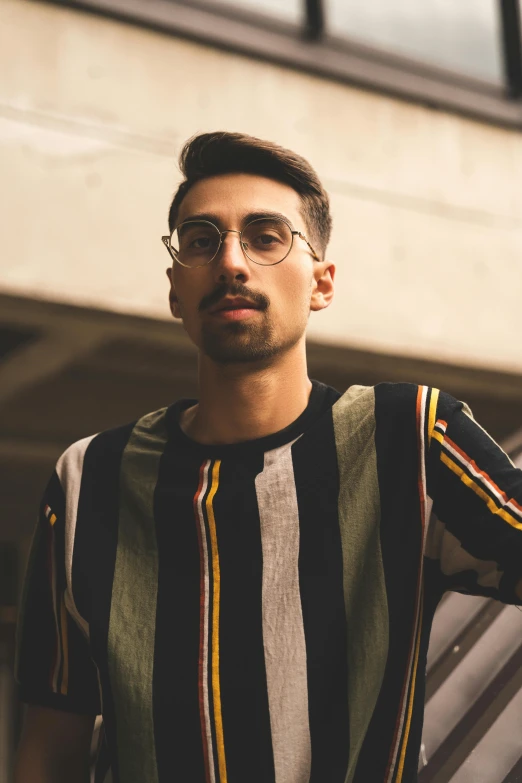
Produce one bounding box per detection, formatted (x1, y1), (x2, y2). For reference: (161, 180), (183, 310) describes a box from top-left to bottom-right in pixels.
(161, 216), (320, 268)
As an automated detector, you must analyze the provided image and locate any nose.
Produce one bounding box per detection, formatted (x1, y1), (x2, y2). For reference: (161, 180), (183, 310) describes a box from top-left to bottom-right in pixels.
(212, 230), (252, 284)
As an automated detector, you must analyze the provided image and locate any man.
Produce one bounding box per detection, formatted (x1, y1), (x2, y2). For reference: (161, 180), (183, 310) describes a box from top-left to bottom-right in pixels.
(15, 132), (522, 783)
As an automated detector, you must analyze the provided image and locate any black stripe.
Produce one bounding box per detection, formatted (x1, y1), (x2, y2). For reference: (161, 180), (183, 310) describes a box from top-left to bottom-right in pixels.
(292, 409), (350, 783)
(50, 513), (65, 692)
(152, 441), (207, 782)
(17, 473), (69, 706)
(212, 453), (275, 783)
(76, 424), (136, 783)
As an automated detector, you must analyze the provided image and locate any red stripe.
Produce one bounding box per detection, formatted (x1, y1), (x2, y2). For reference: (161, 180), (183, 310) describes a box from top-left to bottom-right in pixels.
(193, 462), (212, 783)
(443, 435), (522, 515)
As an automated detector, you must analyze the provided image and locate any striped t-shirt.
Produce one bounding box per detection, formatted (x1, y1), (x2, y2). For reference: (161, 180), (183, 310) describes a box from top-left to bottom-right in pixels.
(16, 381), (522, 783)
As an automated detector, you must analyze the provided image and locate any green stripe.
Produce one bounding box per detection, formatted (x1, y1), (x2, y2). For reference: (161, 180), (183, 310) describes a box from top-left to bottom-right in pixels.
(332, 386), (389, 783)
(108, 408), (168, 783)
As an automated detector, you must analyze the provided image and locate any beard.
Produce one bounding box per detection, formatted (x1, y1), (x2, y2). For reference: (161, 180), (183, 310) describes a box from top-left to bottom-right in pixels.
(200, 314), (281, 364)
(191, 280), (310, 365)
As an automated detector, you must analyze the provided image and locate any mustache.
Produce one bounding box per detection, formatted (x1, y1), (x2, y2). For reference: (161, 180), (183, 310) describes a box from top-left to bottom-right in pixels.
(199, 283), (270, 313)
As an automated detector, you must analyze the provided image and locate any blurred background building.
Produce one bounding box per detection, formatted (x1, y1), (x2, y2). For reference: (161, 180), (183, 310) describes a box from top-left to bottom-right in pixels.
(1, 0), (522, 780)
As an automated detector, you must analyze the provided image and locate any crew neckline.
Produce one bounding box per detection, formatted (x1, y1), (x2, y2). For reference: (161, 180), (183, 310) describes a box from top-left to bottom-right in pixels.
(165, 380), (340, 458)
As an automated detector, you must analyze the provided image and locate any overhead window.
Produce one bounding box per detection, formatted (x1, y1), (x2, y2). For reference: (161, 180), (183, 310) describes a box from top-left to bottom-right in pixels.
(326, 0), (504, 84)
(45, 0), (522, 135)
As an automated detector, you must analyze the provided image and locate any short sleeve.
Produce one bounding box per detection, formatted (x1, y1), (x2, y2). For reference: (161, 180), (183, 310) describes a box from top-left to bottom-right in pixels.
(15, 470), (101, 715)
(425, 393), (522, 605)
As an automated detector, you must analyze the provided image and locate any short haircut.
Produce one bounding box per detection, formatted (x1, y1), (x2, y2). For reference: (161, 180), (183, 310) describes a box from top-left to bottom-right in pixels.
(168, 131), (332, 257)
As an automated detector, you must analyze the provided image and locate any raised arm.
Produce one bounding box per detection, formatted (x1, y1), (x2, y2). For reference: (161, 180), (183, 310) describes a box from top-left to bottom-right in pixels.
(425, 392), (522, 603)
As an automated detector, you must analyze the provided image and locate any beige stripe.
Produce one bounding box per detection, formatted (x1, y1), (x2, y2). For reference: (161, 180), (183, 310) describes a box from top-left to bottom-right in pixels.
(56, 434), (97, 639)
(107, 408), (168, 783)
(255, 441), (311, 783)
(332, 385), (389, 783)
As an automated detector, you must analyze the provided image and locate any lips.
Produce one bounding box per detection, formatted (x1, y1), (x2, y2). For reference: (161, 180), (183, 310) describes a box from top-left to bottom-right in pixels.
(211, 298), (260, 313)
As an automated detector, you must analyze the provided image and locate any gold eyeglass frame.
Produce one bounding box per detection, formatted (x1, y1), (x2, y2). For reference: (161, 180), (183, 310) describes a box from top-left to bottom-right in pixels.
(161, 216), (321, 268)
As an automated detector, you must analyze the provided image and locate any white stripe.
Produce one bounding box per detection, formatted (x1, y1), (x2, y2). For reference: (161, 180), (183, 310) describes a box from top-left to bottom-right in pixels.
(56, 434), (97, 638)
(442, 439), (522, 521)
(386, 386), (429, 783)
(196, 461), (216, 783)
(255, 441), (311, 783)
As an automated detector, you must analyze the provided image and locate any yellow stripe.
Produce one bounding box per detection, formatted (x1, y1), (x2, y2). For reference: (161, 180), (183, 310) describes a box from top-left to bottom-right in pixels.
(431, 430), (444, 446)
(427, 388), (440, 447)
(49, 513), (57, 526)
(441, 452), (522, 531)
(59, 595), (69, 695)
(395, 596), (424, 782)
(206, 460), (227, 783)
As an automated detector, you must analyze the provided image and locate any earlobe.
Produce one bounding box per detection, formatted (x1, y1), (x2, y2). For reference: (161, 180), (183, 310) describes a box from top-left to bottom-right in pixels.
(169, 292), (182, 319)
(311, 261), (335, 312)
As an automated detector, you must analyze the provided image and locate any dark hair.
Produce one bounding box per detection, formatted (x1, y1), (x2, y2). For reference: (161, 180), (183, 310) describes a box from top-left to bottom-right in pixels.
(168, 131), (332, 257)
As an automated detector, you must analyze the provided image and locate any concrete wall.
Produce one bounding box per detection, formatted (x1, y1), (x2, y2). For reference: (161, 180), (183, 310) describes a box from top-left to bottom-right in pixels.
(1, 0), (521, 373)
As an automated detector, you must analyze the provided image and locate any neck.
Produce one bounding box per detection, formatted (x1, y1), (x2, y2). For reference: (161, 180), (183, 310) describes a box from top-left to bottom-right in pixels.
(181, 342), (312, 445)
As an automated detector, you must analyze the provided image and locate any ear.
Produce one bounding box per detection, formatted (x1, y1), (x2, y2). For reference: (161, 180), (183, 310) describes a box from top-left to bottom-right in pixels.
(310, 260), (335, 312)
(166, 267), (182, 319)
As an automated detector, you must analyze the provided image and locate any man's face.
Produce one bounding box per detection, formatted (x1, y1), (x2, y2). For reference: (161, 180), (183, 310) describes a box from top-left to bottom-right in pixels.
(167, 173), (333, 365)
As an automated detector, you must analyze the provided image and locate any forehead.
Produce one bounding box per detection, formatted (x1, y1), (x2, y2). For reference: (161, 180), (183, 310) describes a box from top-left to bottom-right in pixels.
(176, 172), (303, 227)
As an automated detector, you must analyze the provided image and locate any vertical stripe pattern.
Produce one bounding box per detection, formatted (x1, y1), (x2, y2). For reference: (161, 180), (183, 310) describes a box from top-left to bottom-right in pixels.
(255, 441), (312, 783)
(18, 382), (522, 783)
(107, 409), (167, 783)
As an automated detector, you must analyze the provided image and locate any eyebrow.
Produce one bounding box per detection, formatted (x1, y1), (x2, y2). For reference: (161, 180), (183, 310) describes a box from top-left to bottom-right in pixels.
(176, 210), (295, 230)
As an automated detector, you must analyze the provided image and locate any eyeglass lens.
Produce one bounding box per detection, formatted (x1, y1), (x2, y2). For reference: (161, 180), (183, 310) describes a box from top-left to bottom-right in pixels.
(171, 218), (293, 267)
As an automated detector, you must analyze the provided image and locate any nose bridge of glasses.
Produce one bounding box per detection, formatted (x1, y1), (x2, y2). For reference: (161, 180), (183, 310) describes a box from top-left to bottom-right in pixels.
(218, 228), (248, 258)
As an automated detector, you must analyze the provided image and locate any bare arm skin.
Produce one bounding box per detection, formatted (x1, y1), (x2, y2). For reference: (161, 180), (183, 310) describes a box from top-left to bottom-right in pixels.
(14, 705), (95, 783)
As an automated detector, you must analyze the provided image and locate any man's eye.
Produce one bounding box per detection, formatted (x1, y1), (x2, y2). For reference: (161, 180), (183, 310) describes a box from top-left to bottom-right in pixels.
(255, 233), (280, 246)
(190, 237), (212, 249)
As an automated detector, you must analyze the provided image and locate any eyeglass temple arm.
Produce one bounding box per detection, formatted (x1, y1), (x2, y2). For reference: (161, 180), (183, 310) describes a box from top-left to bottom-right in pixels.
(161, 235), (179, 260)
(293, 231), (321, 262)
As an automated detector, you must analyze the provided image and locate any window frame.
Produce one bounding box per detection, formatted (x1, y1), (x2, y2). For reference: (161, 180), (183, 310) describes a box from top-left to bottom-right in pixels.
(41, 0), (522, 128)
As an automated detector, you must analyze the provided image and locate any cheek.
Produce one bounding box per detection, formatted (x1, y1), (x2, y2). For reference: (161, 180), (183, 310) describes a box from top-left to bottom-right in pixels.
(173, 272), (206, 316)
(273, 268), (313, 315)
